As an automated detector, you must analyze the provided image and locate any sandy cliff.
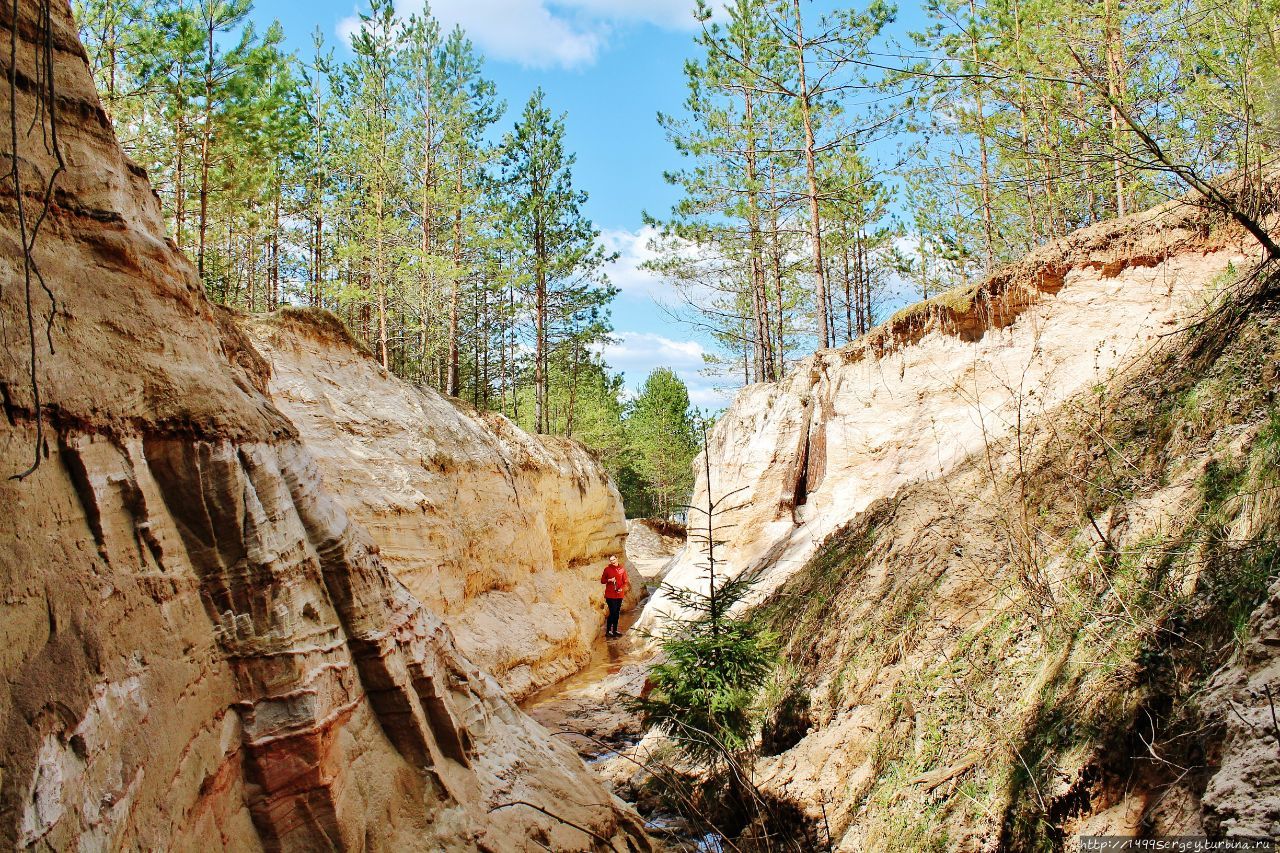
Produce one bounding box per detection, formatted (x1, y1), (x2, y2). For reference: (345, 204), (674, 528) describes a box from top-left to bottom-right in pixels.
(628, 187), (1279, 846)
(733, 275), (1280, 847)
(0, 4), (647, 850)
(243, 313), (637, 701)
(642, 206), (1257, 627)
(624, 519), (684, 586)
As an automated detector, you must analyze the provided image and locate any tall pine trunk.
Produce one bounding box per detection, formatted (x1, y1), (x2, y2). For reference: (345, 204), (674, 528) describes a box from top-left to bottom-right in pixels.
(376, 200), (388, 370)
(967, 0), (996, 272)
(792, 0), (831, 350)
(174, 108), (186, 250)
(312, 210), (323, 306)
(1103, 0), (1127, 217)
(197, 18), (214, 281)
(420, 107), (434, 379)
(448, 162), (462, 396)
(270, 189), (280, 310)
(742, 78), (772, 382)
(841, 221), (853, 342)
(534, 227), (547, 433)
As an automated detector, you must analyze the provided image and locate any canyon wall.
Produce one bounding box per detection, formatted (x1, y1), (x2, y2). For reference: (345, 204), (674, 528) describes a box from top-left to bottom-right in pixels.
(0, 4), (647, 850)
(731, 271), (1280, 846)
(243, 313), (637, 701)
(642, 205), (1257, 628)
(624, 188), (1279, 845)
(733, 293), (1280, 846)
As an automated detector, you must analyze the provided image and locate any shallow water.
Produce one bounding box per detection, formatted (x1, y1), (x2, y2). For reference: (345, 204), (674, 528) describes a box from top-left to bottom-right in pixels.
(523, 608), (645, 710)
(522, 605), (721, 851)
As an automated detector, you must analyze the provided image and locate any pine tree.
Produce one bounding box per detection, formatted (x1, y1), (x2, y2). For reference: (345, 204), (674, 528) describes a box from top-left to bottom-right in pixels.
(299, 26), (335, 308)
(398, 12), (443, 384)
(649, 0), (804, 383)
(192, 0), (280, 281)
(636, 416), (777, 764)
(436, 26), (502, 397)
(121, 1), (204, 247)
(907, 0), (1280, 267)
(819, 147), (898, 340)
(650, 0), (897, 381)
(497, 89), (614, 434)
(337, 0), (412, 369)
(625, 368), (699, 519)
(770, 0), (894, 348)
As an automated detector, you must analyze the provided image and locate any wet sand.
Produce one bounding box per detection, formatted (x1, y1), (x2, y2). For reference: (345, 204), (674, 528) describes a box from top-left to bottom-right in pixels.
(522, 608), (651, 761)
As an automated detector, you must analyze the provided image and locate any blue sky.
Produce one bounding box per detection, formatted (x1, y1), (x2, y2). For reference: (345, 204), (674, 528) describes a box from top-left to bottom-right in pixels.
(247, 0), (920, 409)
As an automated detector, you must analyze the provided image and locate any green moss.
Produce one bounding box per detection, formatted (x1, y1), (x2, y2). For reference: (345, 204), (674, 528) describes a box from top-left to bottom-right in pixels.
(1198, 458), (1247, 519)
(1254, 405), (1280, 471)
(1200, 538), (1279, 645)
(887, 281), (982, 328)
(866, 761), (953, 853)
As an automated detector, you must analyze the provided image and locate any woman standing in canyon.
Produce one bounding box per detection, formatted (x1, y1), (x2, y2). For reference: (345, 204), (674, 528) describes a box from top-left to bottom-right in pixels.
(601, 555), (630, 638)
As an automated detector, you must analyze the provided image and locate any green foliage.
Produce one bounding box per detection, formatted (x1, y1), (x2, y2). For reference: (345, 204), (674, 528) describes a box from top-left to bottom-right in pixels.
(613, 463), (659, 519)
(905, 0), (1280, 276)
(498, 88), (616, 434)
(637, 417), (779, 765)
(648, 0), (899, 382)
(1202, 540), (1279, 644)
(625, 367), (699, 518)
(635, 568), (779, 763)
(74, 0), (632, 452)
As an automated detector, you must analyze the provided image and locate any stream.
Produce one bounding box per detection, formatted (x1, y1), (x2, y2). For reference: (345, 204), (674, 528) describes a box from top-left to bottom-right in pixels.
(522, 609), (709, 849)
(521, 525), (702, 848)
(523, 609), (650, 766)
(522, 528), (677, 767)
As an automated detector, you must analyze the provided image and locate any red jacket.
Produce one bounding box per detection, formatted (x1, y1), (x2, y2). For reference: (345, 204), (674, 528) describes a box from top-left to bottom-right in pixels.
(601, 564), (628, 600)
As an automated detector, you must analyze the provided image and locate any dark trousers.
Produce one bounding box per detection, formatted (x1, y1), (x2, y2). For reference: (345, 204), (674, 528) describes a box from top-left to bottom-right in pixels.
(605, 598), (622, 634)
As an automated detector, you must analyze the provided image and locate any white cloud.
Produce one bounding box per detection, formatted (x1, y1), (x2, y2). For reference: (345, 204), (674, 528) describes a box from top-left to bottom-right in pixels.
(337, 15), (362, 45)
(604, 330), (705, 369)
(600, 331), (735, 411)
(601, 225), (669, 301)
(594, 228), (745, 410)
(600, 224), (729, 311)
(687, 384), (735, 409)
(339, 0), (706, 68)
(880, 234), (922, 312)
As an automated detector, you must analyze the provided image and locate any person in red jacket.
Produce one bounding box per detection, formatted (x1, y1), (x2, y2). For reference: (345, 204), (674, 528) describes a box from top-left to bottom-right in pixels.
(600, 555), (629, 638)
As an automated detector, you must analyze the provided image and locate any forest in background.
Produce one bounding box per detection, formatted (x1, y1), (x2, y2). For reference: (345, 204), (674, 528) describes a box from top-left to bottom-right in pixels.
(73, 0), (702, 516)
(74, 0), (609, 424)
(72, 0), (1278, 505)
(653, 0), (1279, 384)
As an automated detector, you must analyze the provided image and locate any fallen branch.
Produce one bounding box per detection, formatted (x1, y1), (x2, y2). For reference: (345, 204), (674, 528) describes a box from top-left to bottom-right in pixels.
(488, 800), (614, 846)
(906, 750), (983, 793)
